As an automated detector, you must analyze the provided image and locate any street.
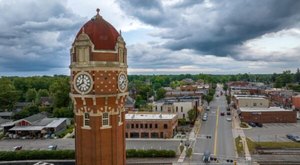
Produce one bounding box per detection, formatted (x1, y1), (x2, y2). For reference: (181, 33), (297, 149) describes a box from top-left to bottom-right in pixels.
(190, 85), (236, 164)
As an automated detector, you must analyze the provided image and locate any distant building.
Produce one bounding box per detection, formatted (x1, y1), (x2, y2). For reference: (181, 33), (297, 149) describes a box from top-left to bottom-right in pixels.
(265, 89), (294, 108)
(40, 97), (53, 107)
(239, 107), (296, 123)
(152, 96), (201, 121)
(292, 95), (300, 110)
(233, 95), (269, 109)
(125, 96), (135, 112)
(125, 112), (178, 138)
(8, 112), (68, 138)
(0, 111), (14, 119)
(14, 102), (32, 112)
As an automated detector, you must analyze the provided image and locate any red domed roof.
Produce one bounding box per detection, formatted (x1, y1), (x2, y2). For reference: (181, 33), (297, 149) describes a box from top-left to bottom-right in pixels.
(75, 9), (119, 50)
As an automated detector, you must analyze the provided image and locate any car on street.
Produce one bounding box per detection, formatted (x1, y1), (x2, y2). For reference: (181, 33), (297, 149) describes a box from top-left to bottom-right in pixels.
(13, 145), (22, 151)
(48, 145), (57, 150)
(202, 115), (207, 121)
(206, 106), (210, 111)
(255, 122), (263, 127)
(248, 122), (256, 127)
(220, 112), (225, 116)
(226, 117), (232, 121)
(226, 112), (231, 115)
(202, 151), (211, 163)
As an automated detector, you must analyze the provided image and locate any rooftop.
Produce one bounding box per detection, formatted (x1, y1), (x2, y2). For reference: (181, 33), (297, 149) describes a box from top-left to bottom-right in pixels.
(125, 113), (177, 120)
(239, 107), (293, 112)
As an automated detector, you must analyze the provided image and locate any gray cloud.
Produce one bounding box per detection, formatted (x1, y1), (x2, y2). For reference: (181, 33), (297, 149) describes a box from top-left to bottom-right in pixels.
(117, 0), (300, 58)
(0, 0), (85, 72)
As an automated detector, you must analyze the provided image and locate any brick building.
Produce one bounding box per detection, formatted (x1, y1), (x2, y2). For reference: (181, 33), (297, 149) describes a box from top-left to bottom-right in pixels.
(239, 107), (296, 123)
(69, 9), (128, 165)
(125, 113), (178, 138)
(292, 95), (300, 110)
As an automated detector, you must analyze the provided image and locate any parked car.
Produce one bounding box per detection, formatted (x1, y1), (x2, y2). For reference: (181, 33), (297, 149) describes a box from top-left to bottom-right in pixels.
(13, 146), (22, 151)
(286, 134), (295, 140)
(48, 145), (57, 150)
(226, 117), (232, 121)
(293, 136), (300, 142)
(255, 123), (263, 127)
(202, 116), (207, 121)
(286, 134), (300, 142)
(227, 107), (230, 111)
(206, 106), (210, 111)
(220, 112), (225, 116)
(248, 122), (256, 127)
(226, 112), (231, 115)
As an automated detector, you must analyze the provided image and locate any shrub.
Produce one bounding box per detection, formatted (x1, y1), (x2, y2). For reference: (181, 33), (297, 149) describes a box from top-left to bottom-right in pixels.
(0, 149), (176, 161)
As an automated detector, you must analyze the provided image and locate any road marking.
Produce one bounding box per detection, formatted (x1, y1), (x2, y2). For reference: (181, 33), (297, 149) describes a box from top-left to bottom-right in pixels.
(214, 106), (219, 155)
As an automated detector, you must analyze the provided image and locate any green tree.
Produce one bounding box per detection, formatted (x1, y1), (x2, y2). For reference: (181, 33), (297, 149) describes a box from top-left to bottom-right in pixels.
(49, 78), (70, 108)
(25, 88), (37, 102)
(24, 105), (39, 116)
(0, 78), (20, 111)
(156, 88), (166, 100)
(203, 95), (213, 105)
(53, 107), (73, 118)
(13, 109), (30, 120)
(187, 108), (196, 123)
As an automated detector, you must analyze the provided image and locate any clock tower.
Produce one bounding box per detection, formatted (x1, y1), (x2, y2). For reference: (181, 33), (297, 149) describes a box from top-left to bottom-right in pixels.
(69, 9), (128, 165)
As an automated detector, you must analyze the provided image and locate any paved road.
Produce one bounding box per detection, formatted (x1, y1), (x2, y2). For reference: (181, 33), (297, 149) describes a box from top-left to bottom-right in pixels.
(0, 138), (181, 152)
(190, 85), (236, 164)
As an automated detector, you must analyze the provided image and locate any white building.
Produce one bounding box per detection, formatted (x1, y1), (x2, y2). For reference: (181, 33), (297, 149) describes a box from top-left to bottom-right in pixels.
(152, 100), (196, 121)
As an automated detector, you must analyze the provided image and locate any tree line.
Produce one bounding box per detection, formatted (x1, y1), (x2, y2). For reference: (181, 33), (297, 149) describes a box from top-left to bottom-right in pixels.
(1, 69), (299, 118)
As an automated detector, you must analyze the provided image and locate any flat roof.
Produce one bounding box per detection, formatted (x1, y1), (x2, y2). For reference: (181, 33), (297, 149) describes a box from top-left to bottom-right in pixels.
(125, 113), (177, 120)
(9, 126), (44, 131)
(45, 118), (66, 128)
(236, 97), (267, 100)
(240, 107), (293, 112)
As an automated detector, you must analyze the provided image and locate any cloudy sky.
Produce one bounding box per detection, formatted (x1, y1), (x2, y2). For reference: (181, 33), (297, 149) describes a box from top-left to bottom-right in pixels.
(0, 0), (300, 76)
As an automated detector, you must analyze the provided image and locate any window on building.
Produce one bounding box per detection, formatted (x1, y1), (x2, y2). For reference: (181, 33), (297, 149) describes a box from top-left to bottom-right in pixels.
(161, 106), (163, 112)
(253, 103), (257, 106)
(164, 124), (168, 129)
(118, 111), (122, 123)
(183, 113), (185, 118)
(155, 124), (158, 128)
(260, 103), (263, 105)
(126, 124), (130, 129)
(131, 124), (134, 128)
(140, 124), (143, 128)
(145, 124), (148, 128)
(181, 107), (183, 112)
(136, 124), (139, 128)
(150, 124), (152, 129)
(84, 113), (90, 126)
(102, 112), (109, 126)
(156, 106), (157, 111)
(176, 106), (178, 112)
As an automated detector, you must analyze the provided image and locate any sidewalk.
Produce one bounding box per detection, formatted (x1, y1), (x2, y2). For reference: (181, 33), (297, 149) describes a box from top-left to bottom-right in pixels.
(177, 111), (202, 163)
(232, 109), (252, 161)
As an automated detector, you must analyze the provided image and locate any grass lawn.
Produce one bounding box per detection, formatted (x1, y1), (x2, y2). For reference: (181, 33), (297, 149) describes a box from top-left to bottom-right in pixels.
(235, 136), (244, 156)
(246, 138), (300, 154)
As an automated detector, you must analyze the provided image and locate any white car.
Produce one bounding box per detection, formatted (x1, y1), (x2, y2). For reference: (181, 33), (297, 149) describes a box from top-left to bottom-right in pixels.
(226, 117), (232, 121)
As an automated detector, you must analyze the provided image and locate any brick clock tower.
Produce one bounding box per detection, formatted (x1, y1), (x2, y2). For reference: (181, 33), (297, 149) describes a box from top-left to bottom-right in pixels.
(69, 9), (128, 165)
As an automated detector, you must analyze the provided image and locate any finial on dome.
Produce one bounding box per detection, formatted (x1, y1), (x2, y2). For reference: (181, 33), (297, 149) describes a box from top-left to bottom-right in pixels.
(82, 27), (85, 34)
(119, 30), (122, 36)
(96, 8), (100, 15)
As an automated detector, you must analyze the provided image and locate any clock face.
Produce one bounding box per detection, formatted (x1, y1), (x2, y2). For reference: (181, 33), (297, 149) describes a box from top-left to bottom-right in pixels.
(118, 73), (127, 92)
(74, 72), (93, 94)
